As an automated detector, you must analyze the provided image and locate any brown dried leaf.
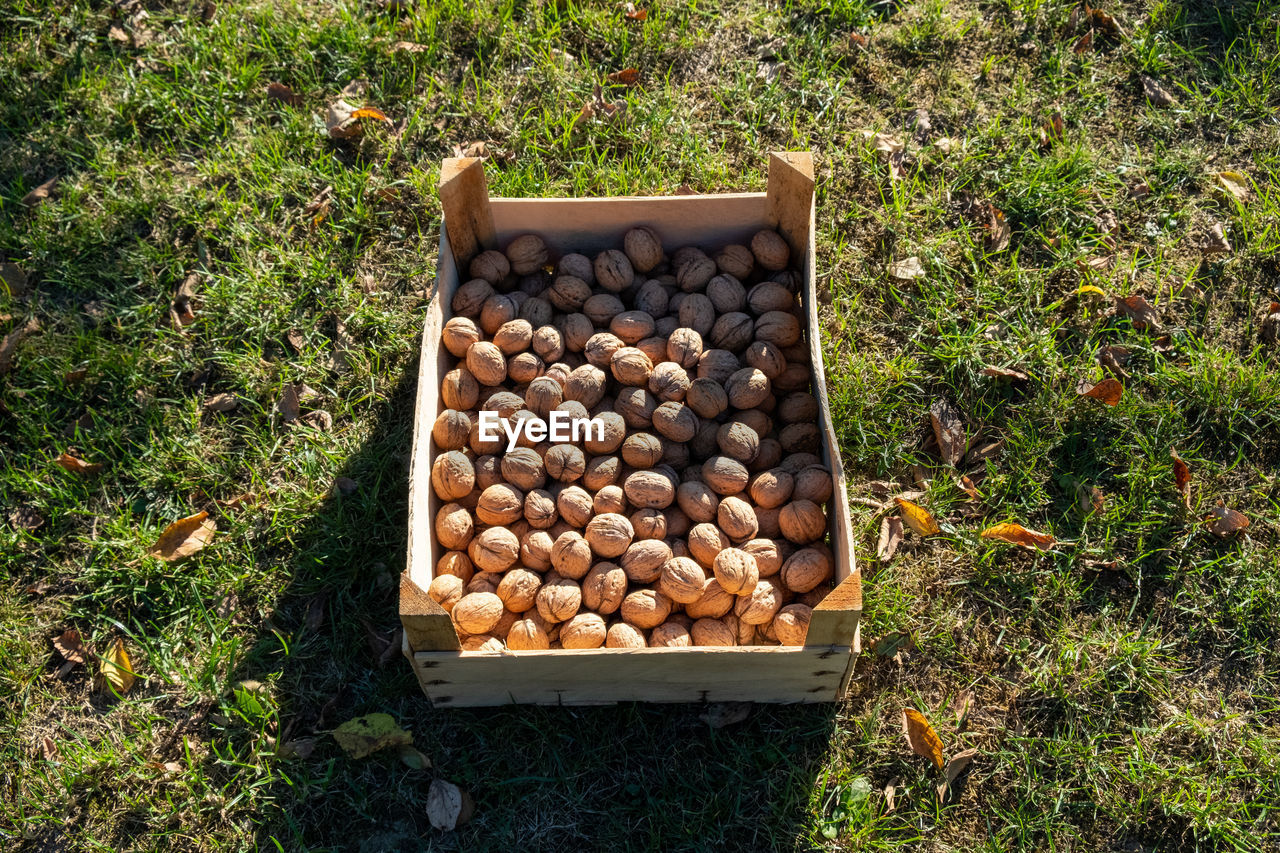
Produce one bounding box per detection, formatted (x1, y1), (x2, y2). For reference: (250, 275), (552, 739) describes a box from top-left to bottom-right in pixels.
(333, 476), (358, 496)
(980, 522), (1056, 550)
(888, 256), (925, 281)
(53, 628), (88, 666)
(877, 515), (904, 562)
(849, 31), (869, 50)
(623, 3), (647, 21)
(1172, 453), (1191, 509)
(954, 689), (974, 726)
(202, 392), (238, 413)
(277, 383), (301, 422)
(266, 82), (303, 107)
(426, 778), (475, 830)
(22, 176), (58, 207)
(884, 778), (898, 813)
(902, 708), (944, 769)
(1097, 345), (1131, 379)
(40, 736), (58, 761)
(147, 511), (216, 562)
(1041, 112), (1065, 147)
(1076, 254), (1114, 272)
(95, 637), (136, 695)
(285, 328), (305, 353)
(985, 205), (1010, 252)
(1072, 29), (1093, 54)
(1118, 295), (1159, 330)
(979, 366), (1028, 382)
(1141, 74), (1176, 107)
(1200, 223), (1232, 254)
(301, 409), (333, 431)
(1089, 6), (1122, 36)
(1076, 482), (1105, 516)
(171, 274), (199, 329)
(965, 439), (1004, 466)
(1216, 171), (1253, 204)
(958, 475), (980, 501)
(1077, 377), (1123, 405)
(607, 67), (640, 85)
(937, 747), (979, 801)
(10, 506), (45, 531)
(700, 701), (752, 728)
(895, 498), (941, 537)
(54, 452), (103, 476)
(930, 398), (966, 466)
(1205, 504), (1248, 537)
(330, 316), (353, 372)
(0, 262), (28, 298)
(0, 317), (40, 375)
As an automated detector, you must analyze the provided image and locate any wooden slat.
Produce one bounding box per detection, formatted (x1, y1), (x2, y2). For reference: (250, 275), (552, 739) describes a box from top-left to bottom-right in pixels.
(438, 157), (495, 269)
(411, 646), (849, 707)
(400, 572), (459, 652)
(765, 151), (815, 263)
(807, 572), (863, 647)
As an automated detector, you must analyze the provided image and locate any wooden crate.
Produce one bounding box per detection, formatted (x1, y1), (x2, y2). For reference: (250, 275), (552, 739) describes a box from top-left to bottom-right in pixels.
(401, 152), (861, 707)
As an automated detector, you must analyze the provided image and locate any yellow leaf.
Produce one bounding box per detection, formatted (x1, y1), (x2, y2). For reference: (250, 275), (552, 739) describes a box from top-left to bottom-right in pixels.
(980, 522), (1056, 550)
(350, 107), (392, 125)
(901, 708), (944, 769)
(1075, 284), (1108, 298)
(1216, 171), (1253, 204)
(147, 511), (216, 561)
(333, 713), (412, 759)
(96, 637), (136, 695)
(894, 498), (940, 536)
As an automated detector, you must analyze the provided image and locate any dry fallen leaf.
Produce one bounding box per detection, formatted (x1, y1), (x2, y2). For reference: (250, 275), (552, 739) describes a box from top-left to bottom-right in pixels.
(426, 779), (475, 830)
(1205, 504), (1248, 538)
(849, 31), (869, 50)
(930, 398), (967, 466)
(53, 628), (88, 669)
(96, 637), (136, 696)
(607, 67), (640, 85)
(22, 176), (58, 208)
(326, 99), (393, 140)
(10, 506), (45, 532)
(0, 316), (40, 375)
(1076, 482), (1105, 516)
(623, 3), (647, 21)
(1077, 377), (1124, 405)
(980, 522), (1056, 550)
(1172, 453), (1191, 509)
(0, 262), (28, 298)
(391, 40), (430, 53)
(1118, 294), (1159, 330)
(397, 745), (432, 770)
(333, 476), (358, 496)
(333, 713), (412, 759)
(147, 511), (216, 561)
(884, 778), (897, 813)
(957, 475), (980, 501)
(876, 516), (904, 562)
(979, 366), (1029, 382)
(895, 498), (941, 537)
(985, 205), (1011, 252)
(1141, 74), (1177, 107)
(937, 747), (979, 801)
(902, 708), (944, 770)
(1216, 171), (1253, 204)
(40, 736), (58, 761)
(54, 452), (103, 476)
(1200, 223), (1232, 254)
(700, 701), (753, 728)
(266, 82), (303, 107)
(954, 689), (974, 727)
(202, 393), (238, 413)
(888, 256), (925, 281)
(965, 439), (1004, 466)
(1089, 6), (1122, 36)
(1072, 29), (1093, 54)
(1040, 112), (1065, 148)
(171, 274), (199, 329)
(1097, 344), (1131, 379)
(302, 409), (333, 431)
(277, 383), (301, 422)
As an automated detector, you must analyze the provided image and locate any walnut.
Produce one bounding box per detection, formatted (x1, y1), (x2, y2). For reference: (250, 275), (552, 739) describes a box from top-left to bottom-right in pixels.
(560, 313), (595, 352)
(724, 367), (770, 409)
(564, 364), (607, 408)
(432, 410), (471, 452)
(582, 562), (627, 614)
(702, 455), (749, 496)
(451, 591), (504, 634)
(582, 454), (622, 491)
(506, 618), (551, 650)
(478, 294), (517, 336)
(584, 513), (635, 558)
(614, 387), (657, 429)
(548, 275), (591, 312)
(458, 634), (501, 652)
(734, 578), (781, 625)
(697, 349), (740, 385)
(623, 469), (676, 509)
(749, 469), (794, 509)
(712, 547), (758, 594)
(531, 325), (566, 362)
(793, 465), (834, 503)
(582, 293), (624, 326)
(684, 578), (734, 619)
(437, 550), (475, 583)
(677, 294), (716, 336)
(675, 249), (716, 292)
(466, 572), (502, 595)
(755, 506), (783, 539)
(443, 317), (482, 358)
(630, 508), (666, 540)
(779, 391), (819, 423)
(771, 362), (809, 393)
(560, 612), (607, 649)
(616, 433), (658, 469)
(741, 538), (785, 577)
(750, 229), (790, 271)
(658, 556), (706, 604)
(687, 522), (729, 568)
(482, 389), (524, 417)
(716, 422), (760, 464)
(508, 352), (545, 384)
(465, 248), (508, 284)
(717, 496), (759, 541)
(556, 485), (595, 528)
(731, 408), (771, 438)
(549, 530), (592, 579)
(677, 481), (720, 523)
(777, 500), (826, 544)
(747, 281), (794, 315)
(621, 538), (672, 583)
(781, 546), (833, 593)
(452, 279), (494, 318)
(779, 451), (821, 474)
(428, 574), (466, 613)
(520, 530), (554, 570)
(778, 423), (819, 455)
(605, 621), (646, 648)
(610, 310), (655, 345)
(680, 378), (725, 420)
(744, 341), (786, 380)
(476, 483), (524, 526)
(661, 441), (689, 470)
(647, 362), (689, 403)
(654, 316), (680, 337)
(441, 367), (480, 411)
(709, 312), (754, 352)
(651, 401), (698, 442)
(578, 411), (623, 455)
(535, 575), (582, 623)
(468, 526), (520, 572)
(588, 485), (624, 516)
(608, 346), (652, 387)
(621, 589), (673, 629)
(706, 274), (747, 314)
(557, 252), (594, 284)
(649, 621), (691, 647)
(517, 378), (558, 421)
(541, 444), (583, 483)
(755, 311), (802, 347)
(660, 330), (700, 372)
(623, 226), (663, 272)
(431, 451), (475, 501)
(520, 488), (554, 528)
(687, 618), (733, 646)
(709, 243), (750, 279)
(486, 320), (530, 357)
(493, 568), (539, 613)
(751, 439), (783, 473)
(594, 249), (634, 293)
(634, 279), (669, 317)
(502, 234), (546, 275)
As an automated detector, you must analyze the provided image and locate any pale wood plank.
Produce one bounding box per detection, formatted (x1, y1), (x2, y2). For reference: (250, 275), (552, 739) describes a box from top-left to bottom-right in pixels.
(438, 157), (495, 269)
(400, 572), (459, 652)
(765, 151), (815, 263)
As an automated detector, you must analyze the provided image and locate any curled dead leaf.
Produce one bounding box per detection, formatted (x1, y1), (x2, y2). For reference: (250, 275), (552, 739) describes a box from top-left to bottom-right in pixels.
(888, 256), (925, 281)
(53, 629), (88, 666)
(937, 747), (979, 802)
(1199, 223), (1232, 255)
(10, 506), (45, 531)
(1216, 171), (1253, 204)
(54, 452), (103, 476)
(979, 366), (1028, 382)
(902, 708), (944, 770)
(1117, 294), (1159, 330)
(277, 383), (302, 422)
(1040, 112), (1065, 148)
(426, 779), (475, 830)
(930, 398), (967, 466)
(266, 82), (303, 107)
(607, 67), (640, 85)
(623, 3), (647, 20)
(1205, 504), (1248, 538)
(980, 522), (1056, 550)
(202, 393), (238, 413)
(895, 498), (941, 537)
(876, 515), (904, 562)
(148, 511), (216, 561)
(22, 176), (58, 208)
(391, 40), (430, 53)
(1141, 74), (1176, 107)
(95, 637), (136, 695)
(0, 316), (40, 375)
(1097, 344), (1131, 379)
(1172, 453), (1191, 510)
(1072, 29), (1093, 54)
(1076, 377), (1123, 405)
(171, 274), (199, 329)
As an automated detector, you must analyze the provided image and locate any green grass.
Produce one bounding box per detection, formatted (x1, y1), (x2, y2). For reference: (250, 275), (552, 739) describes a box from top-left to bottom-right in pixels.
(3, 0), (1280, 849)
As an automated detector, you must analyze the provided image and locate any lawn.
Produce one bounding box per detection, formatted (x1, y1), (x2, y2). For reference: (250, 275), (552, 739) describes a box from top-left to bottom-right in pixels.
(2, 0), (1279, 850)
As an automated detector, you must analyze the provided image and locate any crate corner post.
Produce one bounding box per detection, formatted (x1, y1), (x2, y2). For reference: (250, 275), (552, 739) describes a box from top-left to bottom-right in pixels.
(400, 571), (460, 653)
(766, 151), (815, 261)
(439, 156), (496, 270)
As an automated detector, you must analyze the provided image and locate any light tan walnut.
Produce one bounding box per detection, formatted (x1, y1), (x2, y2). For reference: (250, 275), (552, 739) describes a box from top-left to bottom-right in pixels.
(687, 522), (729, 568)
(428, 574), (466, 613)
(623, 226), (663, 273)
(451, 591), (504, 634)
(623, 469), (676, 509)
(621, 539), (673, 583)
(717, 496), (759, 542)
(610, 346), (653, 387)
(606, 621), (647, 648)
(649, 362), (690, 402)
(441, 366), (480, 410)
(443, 317), (482, 358)
(524, 488), (558, 528)
(702, 455), (749, 496)
(432, 409), (471, 451)
(506, 618), (551, 650)
(651, 401), (698, 442)
(556, 485), (595, 528)
(506, 234), (549, 275)
(545, 444), (586, 483)
(468, 526), (520, 572)
(649, 621), (692, 647)
(535, 575), (582, 623)
(713, 547), (759, 595)
(520, 530), (555, 571)
(476, 483), (524, 526)
(621, 432), (664, 468)
(435, 503), (474, 550)
(620, 588), (672, 629)
(734, 578), (782, 625)
(659, 556), (707, 604)
(493, 319), (533, 356)
(690, 618), (736, 646)
(551, 530), (593, 579)
(431, 451), (475, 501)
(496, 568), (543, 613)
(773, 603), (812, 645)
(684, 578), (735, 619)
(779, 500), (827, 544)
(436, 550), (475, 582)
(585, 513), (634, 558)
(560, 612), (608, 649)
(780, 546), (834, 593)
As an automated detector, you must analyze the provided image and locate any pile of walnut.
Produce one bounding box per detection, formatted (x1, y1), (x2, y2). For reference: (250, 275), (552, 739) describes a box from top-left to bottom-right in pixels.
(428, 226), (837, 651)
